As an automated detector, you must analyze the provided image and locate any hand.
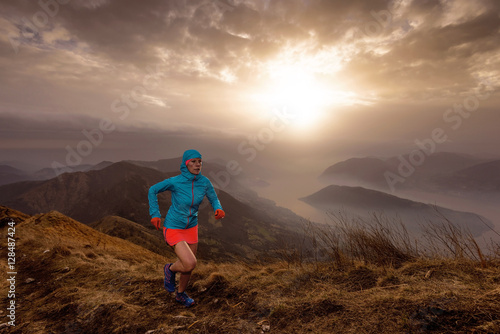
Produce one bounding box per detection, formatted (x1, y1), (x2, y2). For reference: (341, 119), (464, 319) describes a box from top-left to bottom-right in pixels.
(151, 217), (161, 230)
(214, 209), (225, 220)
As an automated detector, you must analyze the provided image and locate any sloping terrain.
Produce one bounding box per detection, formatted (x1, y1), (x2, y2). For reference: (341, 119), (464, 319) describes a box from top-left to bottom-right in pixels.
(1, 206), (499, 333)
(0, 161), (169, 224)
(90, 215), (175, 258)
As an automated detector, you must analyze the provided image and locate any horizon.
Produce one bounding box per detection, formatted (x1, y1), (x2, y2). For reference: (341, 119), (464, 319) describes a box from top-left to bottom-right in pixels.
(2, 150), (499, 242)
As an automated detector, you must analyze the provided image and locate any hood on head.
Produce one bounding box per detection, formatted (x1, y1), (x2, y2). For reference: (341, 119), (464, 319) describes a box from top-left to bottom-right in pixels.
(180, 149), (202, 177)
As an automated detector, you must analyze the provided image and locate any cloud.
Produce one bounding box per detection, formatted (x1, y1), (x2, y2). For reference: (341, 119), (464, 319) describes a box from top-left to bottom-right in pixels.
(0, 0), (499, 171)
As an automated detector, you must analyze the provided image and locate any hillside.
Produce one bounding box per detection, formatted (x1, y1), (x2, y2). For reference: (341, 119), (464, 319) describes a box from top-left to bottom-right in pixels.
(299, 185), (491, 236)
(0, 161), (306, 261)
(0, 162), (106, 186)
(90, 216), (175, 258)
(1, 206), (499, 333)
(0, 161), (168, 225)
(432, 160), (500, 194)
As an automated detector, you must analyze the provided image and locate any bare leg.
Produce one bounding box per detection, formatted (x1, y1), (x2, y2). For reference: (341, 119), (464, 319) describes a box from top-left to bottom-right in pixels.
(170, 242), (198, 292)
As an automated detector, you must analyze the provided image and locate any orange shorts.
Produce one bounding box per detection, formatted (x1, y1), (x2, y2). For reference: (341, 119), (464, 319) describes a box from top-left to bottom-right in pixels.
(163, 225), (198, 246)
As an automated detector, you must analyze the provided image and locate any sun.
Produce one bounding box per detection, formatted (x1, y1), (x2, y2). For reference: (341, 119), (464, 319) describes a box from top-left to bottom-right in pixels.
(268, 67), (328, 127)
(253, 64), (352, 131)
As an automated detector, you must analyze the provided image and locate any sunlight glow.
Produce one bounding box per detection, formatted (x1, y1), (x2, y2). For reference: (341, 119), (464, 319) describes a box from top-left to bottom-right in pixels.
(254, 64), (357, 130)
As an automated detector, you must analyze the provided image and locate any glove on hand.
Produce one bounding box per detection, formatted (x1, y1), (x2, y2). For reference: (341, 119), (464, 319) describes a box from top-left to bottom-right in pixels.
(151, 217), (161, 230)
(214, 209), (225, 220)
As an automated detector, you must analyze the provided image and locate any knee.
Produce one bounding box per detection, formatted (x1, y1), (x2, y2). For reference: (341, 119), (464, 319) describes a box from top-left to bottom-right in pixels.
(186, 258), (198, 272)
(185, 258), (197, 272)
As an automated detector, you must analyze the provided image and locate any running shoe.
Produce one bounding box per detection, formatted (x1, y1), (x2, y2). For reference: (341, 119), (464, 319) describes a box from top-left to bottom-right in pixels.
(163, 263), (176, 292)
(176, 291), (195, 307)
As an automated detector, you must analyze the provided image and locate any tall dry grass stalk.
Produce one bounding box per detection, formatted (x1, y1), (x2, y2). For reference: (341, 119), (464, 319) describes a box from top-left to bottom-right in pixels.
(420, 206), (499, 266)
(275, 208), (500, 268)
(320, 211), (417, 267)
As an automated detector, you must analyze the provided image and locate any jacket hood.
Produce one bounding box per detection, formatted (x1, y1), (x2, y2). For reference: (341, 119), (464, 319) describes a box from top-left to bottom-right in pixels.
(180, 149), (202, 179)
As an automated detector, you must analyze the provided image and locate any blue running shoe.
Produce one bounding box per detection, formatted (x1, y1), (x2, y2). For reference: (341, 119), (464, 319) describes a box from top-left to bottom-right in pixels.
(164, 263), (176, 292)
(176, 291), (195, 307)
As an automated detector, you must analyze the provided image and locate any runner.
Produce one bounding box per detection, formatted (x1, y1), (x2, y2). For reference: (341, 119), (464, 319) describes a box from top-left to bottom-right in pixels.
(148, 149), (225, 307)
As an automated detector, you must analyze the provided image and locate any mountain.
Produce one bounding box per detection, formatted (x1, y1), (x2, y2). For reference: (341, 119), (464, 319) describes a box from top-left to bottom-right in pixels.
(431, 160), (500, 194)
(0, 161), (306, 260)
(299, 185), (492, 236)
(0, 161), (168, 225)
(0, 161), (116, 186)
(32, 163), (94, 180)
(127, 157), (182, 173)
(0, 164), (32, 186)
(319, 152), (489, 193)
(33, 161), (114, 180)
(319, 157), (390, 188)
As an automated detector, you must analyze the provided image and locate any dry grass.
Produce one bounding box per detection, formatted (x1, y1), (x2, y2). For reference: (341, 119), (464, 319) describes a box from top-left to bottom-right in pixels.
(1, 207), (500, 333)
(289, 209), (500, 269)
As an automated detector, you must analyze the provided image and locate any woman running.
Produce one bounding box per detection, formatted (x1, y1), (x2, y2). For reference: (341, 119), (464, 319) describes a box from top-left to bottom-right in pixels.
(148, 149), (225, 307)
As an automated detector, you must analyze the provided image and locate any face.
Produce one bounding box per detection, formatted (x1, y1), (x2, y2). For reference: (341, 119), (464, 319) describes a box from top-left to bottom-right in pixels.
(187, 158), (202, 175)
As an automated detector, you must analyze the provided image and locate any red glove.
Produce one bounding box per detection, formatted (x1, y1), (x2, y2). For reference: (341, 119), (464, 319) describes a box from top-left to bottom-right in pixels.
(215, 209), (225, 220)
(151, 217), (161, 230)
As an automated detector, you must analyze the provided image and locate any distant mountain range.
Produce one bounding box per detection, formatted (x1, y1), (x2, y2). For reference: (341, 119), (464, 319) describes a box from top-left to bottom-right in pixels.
(0, 161), (306, 261)
(318, 152), (499, 196)
(299, 185), (491, 236)
(0, 165), (29, 186)
(3, 151), (497, 252)
(300, 152), (499, 237)
(0, 161), (114, 186)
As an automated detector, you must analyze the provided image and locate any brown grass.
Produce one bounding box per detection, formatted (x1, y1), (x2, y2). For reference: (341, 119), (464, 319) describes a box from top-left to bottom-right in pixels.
(1, 207), (499, 333)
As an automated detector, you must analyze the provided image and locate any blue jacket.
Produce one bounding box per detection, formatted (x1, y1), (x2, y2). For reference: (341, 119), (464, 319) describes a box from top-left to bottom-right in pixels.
(148, 149), (223, 229)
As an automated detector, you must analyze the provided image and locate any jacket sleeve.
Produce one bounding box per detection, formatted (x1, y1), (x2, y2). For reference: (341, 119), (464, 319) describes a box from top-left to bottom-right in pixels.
(205, 179), (223, 212)
(148, 179), (173, 218)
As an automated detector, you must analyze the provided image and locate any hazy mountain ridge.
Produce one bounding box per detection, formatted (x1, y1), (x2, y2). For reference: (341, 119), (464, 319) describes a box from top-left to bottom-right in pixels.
(431, 160), (500, 193)
(0, 161), (115, 186)
(0, 164), (33, 186)
(300, 185), (492, 236)
(0, 161), (169, 224)
(319, 152), (494, 193)
(0, 161), (306, 261)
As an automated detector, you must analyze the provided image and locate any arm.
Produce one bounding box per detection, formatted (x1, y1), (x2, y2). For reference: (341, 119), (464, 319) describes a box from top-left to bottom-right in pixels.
(205, 179), (223, 212)
(148, 179), (173, 218)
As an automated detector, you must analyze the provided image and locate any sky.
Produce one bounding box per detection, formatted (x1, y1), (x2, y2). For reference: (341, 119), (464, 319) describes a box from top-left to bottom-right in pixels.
(1, 0), (499, 211)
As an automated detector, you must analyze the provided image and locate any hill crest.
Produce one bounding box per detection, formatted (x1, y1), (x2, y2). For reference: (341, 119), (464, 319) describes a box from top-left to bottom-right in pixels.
(1, 205), (499, 333)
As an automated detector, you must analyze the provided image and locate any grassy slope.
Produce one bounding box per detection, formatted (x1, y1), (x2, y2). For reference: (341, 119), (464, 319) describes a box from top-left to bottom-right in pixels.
(1, 207), (499, 333)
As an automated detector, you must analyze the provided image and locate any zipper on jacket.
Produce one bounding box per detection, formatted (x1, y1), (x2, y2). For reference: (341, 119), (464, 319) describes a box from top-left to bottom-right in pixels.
(186, 176), (196, 229)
